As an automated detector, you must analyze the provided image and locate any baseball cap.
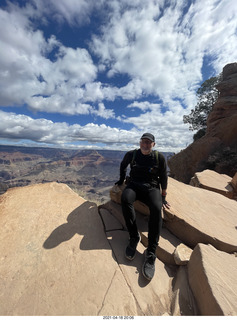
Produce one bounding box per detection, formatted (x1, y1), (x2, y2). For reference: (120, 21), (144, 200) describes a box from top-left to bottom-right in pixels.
(140, 133), (155, 142)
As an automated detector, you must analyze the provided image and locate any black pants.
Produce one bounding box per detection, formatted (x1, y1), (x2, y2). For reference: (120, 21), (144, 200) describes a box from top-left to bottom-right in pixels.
(121, 182), (162, 254)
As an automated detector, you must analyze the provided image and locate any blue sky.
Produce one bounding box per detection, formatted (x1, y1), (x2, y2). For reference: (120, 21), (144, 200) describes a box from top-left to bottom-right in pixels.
(0, 0), (237, 152)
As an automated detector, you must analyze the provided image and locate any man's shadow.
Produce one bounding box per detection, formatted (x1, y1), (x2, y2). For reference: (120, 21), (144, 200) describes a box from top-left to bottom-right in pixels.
(43, 201), (110, 251)
(43, 200), (152, 287)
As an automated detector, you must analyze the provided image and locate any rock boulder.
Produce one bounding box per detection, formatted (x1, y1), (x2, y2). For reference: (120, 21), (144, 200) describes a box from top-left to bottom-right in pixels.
(188, 243), (237, 316)
(190, 169), (234, 198)
(164, 177), (237, 253)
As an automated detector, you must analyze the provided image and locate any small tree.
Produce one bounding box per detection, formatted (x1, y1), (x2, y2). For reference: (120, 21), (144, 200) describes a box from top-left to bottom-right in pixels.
(183, 73), (222, 139)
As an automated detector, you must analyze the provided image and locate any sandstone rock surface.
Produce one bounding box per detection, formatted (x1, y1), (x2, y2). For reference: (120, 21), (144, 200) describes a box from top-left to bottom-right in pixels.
(164, 177), (237, 253)
(1, 180), (237, 316)
(168, 62), (237, 183)
(188, 244), (237, 316)
(171, 266), (198, 316)
(0, 182), (179, 316)
(106, 230), (174, 315)
(0, 183), (138, 316)
(190, 169), (234, 198)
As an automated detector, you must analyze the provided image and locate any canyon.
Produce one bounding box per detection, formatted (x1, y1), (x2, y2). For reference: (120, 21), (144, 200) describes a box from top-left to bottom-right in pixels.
(0, 145), (173, 203)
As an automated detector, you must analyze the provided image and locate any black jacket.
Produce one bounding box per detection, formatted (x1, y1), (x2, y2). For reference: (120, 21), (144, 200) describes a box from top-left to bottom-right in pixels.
(119, 149), (168, 189)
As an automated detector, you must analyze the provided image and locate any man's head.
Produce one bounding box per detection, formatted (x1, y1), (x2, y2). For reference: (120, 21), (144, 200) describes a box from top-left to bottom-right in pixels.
(140, 133), (155, 155)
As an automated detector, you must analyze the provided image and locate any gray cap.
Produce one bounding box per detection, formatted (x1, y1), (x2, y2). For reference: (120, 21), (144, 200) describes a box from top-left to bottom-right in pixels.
(141, 133), (155, 142)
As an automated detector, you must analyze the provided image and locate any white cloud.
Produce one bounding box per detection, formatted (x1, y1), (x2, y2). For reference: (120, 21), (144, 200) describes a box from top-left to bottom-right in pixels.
(0, 110), (142, 149)
(0, 3), (112, 117)
(127, 101), (161, 112)
(91, 0), (237, 105)
(0, 109), (183, 152)
(0, 0), (237, 152)
(90, 103), (115, 119)
(121, 102), (193, 150)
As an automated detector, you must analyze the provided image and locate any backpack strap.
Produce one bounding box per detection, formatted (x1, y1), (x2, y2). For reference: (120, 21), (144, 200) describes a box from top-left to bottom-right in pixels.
(153, 150), (159, 167)
(131, 149), (137, 166)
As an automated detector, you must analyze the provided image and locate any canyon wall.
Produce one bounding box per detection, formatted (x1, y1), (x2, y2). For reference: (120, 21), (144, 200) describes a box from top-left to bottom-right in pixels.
(168, 62), (237, 183)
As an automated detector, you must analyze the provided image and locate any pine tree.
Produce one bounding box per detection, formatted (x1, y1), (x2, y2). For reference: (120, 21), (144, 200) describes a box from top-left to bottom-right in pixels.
(183, 73), (222, 140)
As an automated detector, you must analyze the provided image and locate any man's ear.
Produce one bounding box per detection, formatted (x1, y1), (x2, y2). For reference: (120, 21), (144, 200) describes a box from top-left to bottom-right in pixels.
(153, 142), (156, 147)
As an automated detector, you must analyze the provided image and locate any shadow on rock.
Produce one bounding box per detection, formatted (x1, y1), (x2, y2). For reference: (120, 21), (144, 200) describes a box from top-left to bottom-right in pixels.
(43, 201), (110, 251)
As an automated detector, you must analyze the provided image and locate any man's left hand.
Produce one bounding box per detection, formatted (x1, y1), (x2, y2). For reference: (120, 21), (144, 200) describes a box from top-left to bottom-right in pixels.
(162, 196), (170, 209)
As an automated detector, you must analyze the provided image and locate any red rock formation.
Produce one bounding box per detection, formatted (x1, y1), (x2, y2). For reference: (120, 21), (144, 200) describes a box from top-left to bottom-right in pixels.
(207, 63), (237, 146)
(168, 63), (237, 183)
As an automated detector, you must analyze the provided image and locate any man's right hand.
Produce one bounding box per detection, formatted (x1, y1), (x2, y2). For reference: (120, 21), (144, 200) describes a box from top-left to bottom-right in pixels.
(115, 179), (124, 186)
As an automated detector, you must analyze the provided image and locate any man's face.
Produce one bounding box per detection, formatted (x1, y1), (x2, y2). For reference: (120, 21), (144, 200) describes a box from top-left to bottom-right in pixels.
(140, 138), (155, 155)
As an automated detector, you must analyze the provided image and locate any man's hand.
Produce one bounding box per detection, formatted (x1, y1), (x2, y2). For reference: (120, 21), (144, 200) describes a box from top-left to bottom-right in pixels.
(162, 195), (170, 209)
(115, 179), (124, 186)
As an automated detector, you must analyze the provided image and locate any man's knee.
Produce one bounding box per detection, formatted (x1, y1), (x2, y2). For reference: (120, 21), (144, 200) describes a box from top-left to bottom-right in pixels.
(121, 188), (136, 204)
(147, 189), (162, 211)
(149, 201), (162, 212)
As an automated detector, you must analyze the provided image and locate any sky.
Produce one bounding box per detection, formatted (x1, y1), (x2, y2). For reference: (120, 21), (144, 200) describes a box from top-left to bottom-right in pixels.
(0, 0), (237, 153)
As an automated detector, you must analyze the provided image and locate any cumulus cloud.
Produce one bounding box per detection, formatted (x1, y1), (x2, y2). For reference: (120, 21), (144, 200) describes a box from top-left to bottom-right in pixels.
(0, 0), (237, 152)
(91, 0), (237, 104)
(0, 110), (146, 150)
(0, 3), (109, 117)
(122, 101), (193, 150)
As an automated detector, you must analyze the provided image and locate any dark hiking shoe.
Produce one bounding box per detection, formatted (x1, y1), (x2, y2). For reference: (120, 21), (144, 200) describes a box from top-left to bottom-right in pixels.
(125, 234), (141, 260)
(142, 250), (156, 281)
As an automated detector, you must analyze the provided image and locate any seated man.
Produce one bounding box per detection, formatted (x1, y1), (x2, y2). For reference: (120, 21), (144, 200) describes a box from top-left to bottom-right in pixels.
(115, 133), (170, 281)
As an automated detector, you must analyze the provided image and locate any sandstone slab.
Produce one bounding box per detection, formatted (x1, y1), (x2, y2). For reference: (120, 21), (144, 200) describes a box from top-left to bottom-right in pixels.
(190, 169), (234, 198)
(171, 266), (198, 316)
(164, 177), (237, 253)
(106, 229), (175, 316)
(0, 183), (138, 316)
(188, 244), (237, 315)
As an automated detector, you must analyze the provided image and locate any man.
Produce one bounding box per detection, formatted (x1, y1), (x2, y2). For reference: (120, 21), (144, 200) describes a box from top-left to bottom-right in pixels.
(115, 133), (170, 281)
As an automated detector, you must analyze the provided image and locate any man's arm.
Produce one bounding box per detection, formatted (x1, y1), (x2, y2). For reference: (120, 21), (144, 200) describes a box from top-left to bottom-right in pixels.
(158, 153), (170, 209)
(158, 153), (168, 190)
(115, 151), (133, 185)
